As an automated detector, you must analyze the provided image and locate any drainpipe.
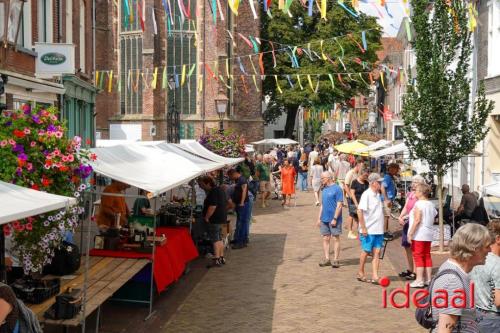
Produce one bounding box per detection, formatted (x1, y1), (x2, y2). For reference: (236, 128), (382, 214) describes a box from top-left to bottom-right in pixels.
(470, 19), (479, 191)
(201, 0), (206, 133)
(92, 0), (96, 146)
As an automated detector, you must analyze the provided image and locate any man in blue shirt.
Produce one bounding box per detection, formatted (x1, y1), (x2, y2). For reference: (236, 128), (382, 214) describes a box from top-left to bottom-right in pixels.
(316, 171), (344, 268)
(381, 163), (400, 241)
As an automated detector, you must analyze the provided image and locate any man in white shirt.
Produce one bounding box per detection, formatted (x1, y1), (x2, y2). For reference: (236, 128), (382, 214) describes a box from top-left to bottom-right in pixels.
(357, 173), (385, 284)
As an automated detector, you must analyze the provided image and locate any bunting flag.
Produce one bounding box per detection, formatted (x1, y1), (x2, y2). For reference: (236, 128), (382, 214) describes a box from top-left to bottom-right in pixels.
(249, 0), (258, 19)
(151, 67), (158, 89)
(270, 41), (277, 68)
(308, 0), (313, 16)
(286, 75), (294, 88)
(259, 53), (265, 75)
(141, 69), (150, 89)
(217, 0), (224, 21)
(405, 19), (412, 41)
(274, 75), (283, 94)
(335, 38), (345, 57)
(228, 0), (240, 15)
(296, 74), (304, 90)
(133, 70), (140, 91)
(338, 0), (359, 18)
(152, 8), (158, 35)
(181, 64), (186, 86)
(252, 75), (259, 92)
(225, 59), (230, 77)
(249, 55), (258, 74)
(321, 0), (327, 20)
(278, 0), (284, 9)
(361, 31), (367, 51)
(237, 57), (247, 74)
(328, 74), (335, 89)
(117, 77), (121, 92)
(241, 75), (249, 94)
(187, 63), (196, 77)
(348, 33), (365, 53)
(307, 74), (314, 91)
(384, 3), (393, 18)
(162, 67), (167, 89)
(95, 71), (100, 86)
(284, 0), (293, 12)
(211, 0), (217, 23)
(108, 71), (113, 92)
(320, 40), (328, 60)
(205, 63), (218, 81)
(249, 36), (259, 53)
(226, 30), (236, 47)
(239, 33), (254, 49)
(338, 57), (347, 71)
(314, 75), (320, 93)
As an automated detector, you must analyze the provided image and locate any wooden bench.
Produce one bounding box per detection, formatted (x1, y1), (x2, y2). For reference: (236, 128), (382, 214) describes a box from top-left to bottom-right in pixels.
(29, 256), (149, 330)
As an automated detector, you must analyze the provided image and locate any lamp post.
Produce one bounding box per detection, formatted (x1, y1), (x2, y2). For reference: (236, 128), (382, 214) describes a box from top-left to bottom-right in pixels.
(215, 91), (228, 134)
(167, 77), (180, 143)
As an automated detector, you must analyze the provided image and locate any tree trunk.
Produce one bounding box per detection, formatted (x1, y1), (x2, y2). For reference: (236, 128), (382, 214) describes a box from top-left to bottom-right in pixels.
(437, 166), (444, 252)
(284, 106), (298, 138)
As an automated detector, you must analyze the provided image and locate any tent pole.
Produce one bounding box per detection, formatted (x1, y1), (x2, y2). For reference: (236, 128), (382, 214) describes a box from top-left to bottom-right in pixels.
(81, 190), (93, 333)
(0, 233), (5, 283)
(145, 199), (157, 321)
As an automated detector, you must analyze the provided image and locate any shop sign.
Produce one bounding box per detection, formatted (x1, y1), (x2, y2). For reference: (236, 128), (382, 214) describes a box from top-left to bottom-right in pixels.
(35, 43), (75, 78)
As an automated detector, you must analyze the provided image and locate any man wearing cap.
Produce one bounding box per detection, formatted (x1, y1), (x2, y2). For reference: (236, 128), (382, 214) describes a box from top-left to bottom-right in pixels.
(357, 173), (385, 284)
(316, 171), (344, 268)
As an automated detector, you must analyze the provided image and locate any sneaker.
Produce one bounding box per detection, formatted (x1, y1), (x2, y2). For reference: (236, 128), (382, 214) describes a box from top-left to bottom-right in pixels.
(319, 258), (331, 267)
(206, 258), (222, 269)
(384, 232), (394, 241)
(347, 231), (357, 240)
(424, 280), (429, 287)
(332, 260), (340, 268)
(219, 257), (226, 265)
(398, 270), (411, 278)
(405, 272), (417, 280)
(409, 280), (425, 288)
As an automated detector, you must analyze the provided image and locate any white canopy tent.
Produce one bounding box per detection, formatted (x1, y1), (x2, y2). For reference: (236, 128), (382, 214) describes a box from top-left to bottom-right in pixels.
(354, 139), (392, 154)
(0, 180), (77, 224)
(145, 142), (225, 172)
(370, 142), (408, 158)
(89, 144), (206, 196)
(251, 138), (298, 145)
(178, 140), (244, 166)
(481, 183), (500, 197)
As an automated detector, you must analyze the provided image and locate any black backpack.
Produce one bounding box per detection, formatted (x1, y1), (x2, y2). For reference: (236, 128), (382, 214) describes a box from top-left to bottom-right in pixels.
(43, 241), (81, 276)
(415, 268), (467, 330)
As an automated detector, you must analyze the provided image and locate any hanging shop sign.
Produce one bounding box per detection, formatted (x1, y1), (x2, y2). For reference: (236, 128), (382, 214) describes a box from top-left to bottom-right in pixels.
(35, 43), (75, 78)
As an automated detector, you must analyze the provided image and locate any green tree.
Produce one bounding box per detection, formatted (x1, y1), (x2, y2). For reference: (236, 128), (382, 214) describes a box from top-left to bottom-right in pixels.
(402, 0), (494, 251)
(261, 1), (382, 138)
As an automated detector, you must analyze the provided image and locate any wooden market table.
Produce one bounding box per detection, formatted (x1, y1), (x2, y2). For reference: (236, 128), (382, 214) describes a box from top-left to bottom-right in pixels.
(29, 256), (149, 331)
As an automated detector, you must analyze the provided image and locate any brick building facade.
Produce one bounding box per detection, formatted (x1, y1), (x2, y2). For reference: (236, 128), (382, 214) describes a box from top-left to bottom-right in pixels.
(94, 1), (264, 142)
(0, 0), (96, 144)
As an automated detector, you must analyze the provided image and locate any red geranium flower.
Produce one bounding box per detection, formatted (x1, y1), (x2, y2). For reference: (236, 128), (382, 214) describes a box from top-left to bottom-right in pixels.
(13, 129), (25, 138)
(31, 184), (40, 191)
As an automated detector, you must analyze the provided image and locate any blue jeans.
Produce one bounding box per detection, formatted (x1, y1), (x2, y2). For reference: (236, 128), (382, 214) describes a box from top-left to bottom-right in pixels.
(298, 172), (308, 191)
(234, 201), (251, 245)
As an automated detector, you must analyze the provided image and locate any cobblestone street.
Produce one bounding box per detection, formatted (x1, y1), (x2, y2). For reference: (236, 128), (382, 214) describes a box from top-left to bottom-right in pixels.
(160, 191), (426, 333)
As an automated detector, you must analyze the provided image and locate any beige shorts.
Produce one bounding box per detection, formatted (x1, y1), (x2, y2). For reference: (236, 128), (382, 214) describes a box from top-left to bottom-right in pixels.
(260, 181), (271, 192)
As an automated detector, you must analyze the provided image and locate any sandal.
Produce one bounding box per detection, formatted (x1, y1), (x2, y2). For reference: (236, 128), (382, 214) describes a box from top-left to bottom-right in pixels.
(371, 279), (380, 285)
(356, 274), (367, 282)
(332, 260), (340, 268)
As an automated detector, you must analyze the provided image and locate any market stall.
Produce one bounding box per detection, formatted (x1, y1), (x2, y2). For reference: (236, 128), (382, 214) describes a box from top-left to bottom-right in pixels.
(334, 140), (370, 156)
(178, 139), (244, 166)
(354, 139), (392, 154)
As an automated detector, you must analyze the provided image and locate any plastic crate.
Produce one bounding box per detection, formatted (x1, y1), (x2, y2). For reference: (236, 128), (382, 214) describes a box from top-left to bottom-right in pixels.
(13, 278), (61, 304)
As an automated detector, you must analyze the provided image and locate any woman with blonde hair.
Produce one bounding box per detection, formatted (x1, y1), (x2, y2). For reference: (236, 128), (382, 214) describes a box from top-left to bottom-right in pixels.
(398, 174), (426, 280)
(407, 183), (437, 288)
(297, 153), (309, 192)
(310, 157), (324, 206)
(429, 223), (491, 332)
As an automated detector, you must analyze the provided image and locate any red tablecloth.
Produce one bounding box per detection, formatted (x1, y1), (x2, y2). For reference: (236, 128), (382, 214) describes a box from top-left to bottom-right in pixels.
(89, 227), (198, 293)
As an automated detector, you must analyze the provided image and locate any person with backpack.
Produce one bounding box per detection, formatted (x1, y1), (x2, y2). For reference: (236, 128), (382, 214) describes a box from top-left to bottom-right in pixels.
(424, 224), (491, 333)
(0, 282), (42, 333)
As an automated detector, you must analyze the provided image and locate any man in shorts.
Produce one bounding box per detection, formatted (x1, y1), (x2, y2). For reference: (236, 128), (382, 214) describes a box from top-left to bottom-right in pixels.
(316, 172), (344, 268)
(255, 154), (271, 208)
(357, 173), (385, 284)
(198, 176), (228, 268)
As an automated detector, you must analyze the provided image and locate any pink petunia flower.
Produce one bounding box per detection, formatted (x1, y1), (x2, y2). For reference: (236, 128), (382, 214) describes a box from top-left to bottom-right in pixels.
(0, 140), (7, 148)
(67, 154), (74, 162)
(26, 163), (33, 171)
(8, 139), (16, 145)
(30, 141), (36, 147)
(25, 223), (33, 231)
(55, 131), (63, 139)
(23, 128), (31, 135)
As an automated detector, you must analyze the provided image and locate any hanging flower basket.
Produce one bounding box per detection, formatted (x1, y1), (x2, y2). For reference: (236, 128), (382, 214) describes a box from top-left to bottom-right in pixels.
(0, 104), (94, 273)
(198, 129), (245, 158)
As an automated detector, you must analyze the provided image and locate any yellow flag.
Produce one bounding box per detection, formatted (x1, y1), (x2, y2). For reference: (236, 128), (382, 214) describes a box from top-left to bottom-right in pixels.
(108, 71), (113, 92)
(321, 0), (327, 20)
(151, 67), (158, 89)
(320, 40), (327, 60)
(274, 75), (283, 94)
(198, 76), (203, 92)
(307, 74), (314, 91)
(252, 75), (259, 92)
(296, 74), (304, 90)
(95, 71), (99, 86)
(181, 65), (186, 86)
(228, 0), (240, 15)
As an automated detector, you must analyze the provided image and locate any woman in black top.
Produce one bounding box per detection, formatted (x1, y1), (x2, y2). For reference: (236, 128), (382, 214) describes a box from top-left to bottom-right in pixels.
(349, 171), (369, 222)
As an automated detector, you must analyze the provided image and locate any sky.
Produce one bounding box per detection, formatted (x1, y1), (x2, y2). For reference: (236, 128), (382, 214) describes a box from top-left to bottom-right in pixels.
(358, 1), (407, 37)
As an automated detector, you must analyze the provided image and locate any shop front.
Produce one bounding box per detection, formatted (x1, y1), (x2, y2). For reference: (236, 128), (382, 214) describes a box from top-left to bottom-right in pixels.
(62, 75), (97, 146)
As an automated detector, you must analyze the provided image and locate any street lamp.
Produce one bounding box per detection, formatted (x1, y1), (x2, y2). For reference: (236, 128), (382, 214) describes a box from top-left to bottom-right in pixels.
(166, 77), (180, 143)
(215, 91), (228, 134)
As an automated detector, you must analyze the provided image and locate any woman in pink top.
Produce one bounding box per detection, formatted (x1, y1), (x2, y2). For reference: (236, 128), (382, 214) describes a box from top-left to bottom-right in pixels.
(397, 175), (426, 280)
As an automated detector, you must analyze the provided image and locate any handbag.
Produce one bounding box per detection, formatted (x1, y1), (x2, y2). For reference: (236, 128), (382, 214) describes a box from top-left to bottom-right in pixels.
(45, 288), (82, 320)
(415, 269), (466, 330)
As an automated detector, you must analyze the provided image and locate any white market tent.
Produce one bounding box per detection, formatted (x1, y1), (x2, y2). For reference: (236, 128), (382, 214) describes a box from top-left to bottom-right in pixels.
(145, 142), (225, 172)
(481, 183), (500, 197)
(0, 180), (77, 224)
(89, 144), (206, 196)
(178, 140), (244, 166)
(354, 139), (392, 154)
(370, 142), (408, 158)
(251, 138), (298, 145)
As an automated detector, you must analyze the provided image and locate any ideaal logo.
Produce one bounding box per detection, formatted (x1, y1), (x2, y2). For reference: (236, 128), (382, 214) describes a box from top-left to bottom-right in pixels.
(379, 276), (475, 309)
(41, 53), (66, 65)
